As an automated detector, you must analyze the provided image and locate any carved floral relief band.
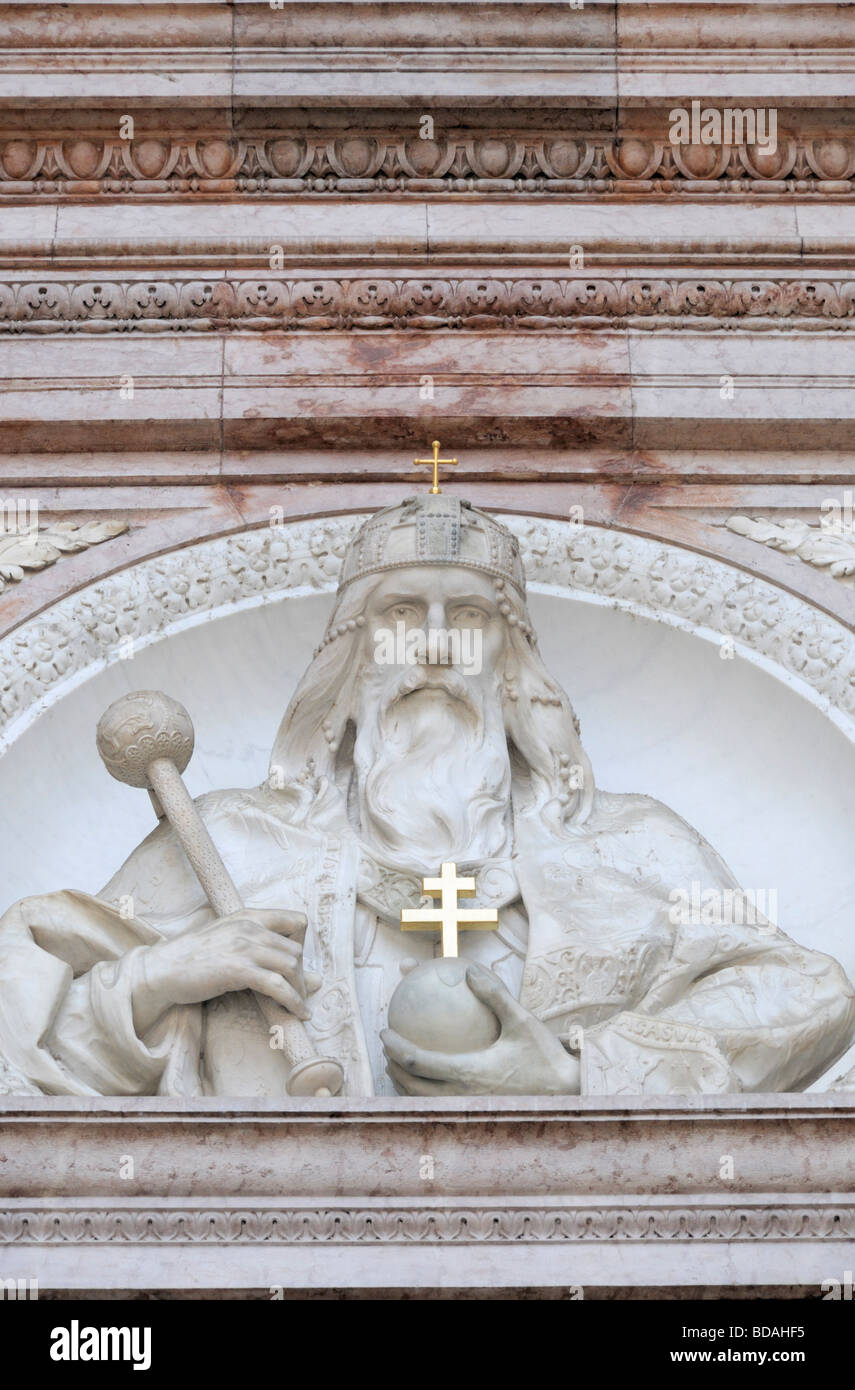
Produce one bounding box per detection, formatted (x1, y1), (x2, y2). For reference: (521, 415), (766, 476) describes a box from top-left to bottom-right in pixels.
(2, 278), (855, 334)
(1, 516), (853, 754)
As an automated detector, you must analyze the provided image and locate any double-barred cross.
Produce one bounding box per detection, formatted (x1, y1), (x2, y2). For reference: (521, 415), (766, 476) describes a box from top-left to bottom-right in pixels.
(400, 862), (498, 957)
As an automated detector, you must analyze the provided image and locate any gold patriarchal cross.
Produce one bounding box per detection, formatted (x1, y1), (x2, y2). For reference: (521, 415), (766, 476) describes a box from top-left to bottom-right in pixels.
(400, 862), (499, 958)
(413, 439), (458, 495)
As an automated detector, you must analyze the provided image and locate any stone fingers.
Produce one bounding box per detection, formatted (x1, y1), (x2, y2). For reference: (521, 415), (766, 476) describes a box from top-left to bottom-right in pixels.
(385, 1061), (460, 1097)
(237, 908), (307, 940)
(381, 1027), (480, 1083)
(238, 967), (310, 1021)
(238, 944), (306, 993)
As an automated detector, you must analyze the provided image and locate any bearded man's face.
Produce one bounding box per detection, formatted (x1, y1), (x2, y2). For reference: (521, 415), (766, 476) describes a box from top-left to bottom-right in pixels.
(350, 567), (513, 872)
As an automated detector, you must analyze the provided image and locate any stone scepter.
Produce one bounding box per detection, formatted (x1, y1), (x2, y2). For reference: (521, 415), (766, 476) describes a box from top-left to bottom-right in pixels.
(96, 689), (344, 1098)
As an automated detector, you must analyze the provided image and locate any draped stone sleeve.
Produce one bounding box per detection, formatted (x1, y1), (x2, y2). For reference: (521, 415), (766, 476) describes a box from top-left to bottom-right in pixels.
(581, 925), (855, 1095)
(0, 890), (201, 1097)
(0, 785), (348, 1097)
(47, 946), (194, 1095)
(516, 791), (855, 1096)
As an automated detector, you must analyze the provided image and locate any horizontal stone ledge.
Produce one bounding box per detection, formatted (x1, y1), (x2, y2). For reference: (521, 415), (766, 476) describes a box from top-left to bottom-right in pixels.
(1, 0), (852, 60)
(7, 248), (851, 274)
(226, 63), (855, 111)
(3, 412), (855, 455)
(25, 1284), (821, 1298)
(1, 325), (853, 453)
(0, 3), (614, 53)
(3, 199), (854, 268)
(2, 49), (854, 110)
(3, 1092), (855, 1120)
(3, 87), (852, 116)
(2, 324), (848, 368)
(4, 185), (855, 208)
(2, 1237), (849, 1292)
(1, 1096), (855, 1209)
(3, 446), (853, 487)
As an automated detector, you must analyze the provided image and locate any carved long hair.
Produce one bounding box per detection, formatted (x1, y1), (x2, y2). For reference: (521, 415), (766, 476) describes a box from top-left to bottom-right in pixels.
(268, 570), (595, 828)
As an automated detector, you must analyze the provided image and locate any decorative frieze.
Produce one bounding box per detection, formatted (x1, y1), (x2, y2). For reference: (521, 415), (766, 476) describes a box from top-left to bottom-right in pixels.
(2, 277), (854, 334)
(1, 1202), (854, 1245)
(2, 132), (854, 200)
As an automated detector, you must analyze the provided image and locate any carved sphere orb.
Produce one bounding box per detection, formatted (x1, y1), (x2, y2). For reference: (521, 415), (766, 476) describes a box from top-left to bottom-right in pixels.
(387, 957), (501, 1055)
(96, 690), (194, 788)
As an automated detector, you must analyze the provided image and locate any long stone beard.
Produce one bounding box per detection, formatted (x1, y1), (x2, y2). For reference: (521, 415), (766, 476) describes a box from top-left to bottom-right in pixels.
(352, 667), (512, 873)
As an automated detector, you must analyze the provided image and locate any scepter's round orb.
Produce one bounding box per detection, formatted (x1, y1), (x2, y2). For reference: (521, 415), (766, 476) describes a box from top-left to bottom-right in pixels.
(387, 957), (501, 1054)
(96, 690), (194, 788)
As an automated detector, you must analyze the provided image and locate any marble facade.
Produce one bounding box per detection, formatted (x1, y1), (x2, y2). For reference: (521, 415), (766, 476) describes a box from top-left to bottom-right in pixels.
(1, 0), (854, 1296)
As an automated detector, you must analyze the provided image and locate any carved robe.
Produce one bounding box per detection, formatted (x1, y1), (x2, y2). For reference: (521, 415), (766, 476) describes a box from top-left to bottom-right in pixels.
(0, 780), (852, 1097)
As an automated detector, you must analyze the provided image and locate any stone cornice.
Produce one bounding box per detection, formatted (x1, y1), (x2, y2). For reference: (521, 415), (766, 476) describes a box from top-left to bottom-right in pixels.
(5, 0), (852, 51)
(1, 1096), (854, 1289)
(2, 3), (854, 109)
(2, 1091), (855, 1191)
(4, 47), (853, 107)
(2, 323), (853, 453)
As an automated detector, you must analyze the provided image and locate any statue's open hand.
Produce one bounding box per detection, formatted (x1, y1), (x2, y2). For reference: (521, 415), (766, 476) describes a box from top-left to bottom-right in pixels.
(381, 964), (581, 1097)
(132, 908), (310, 1034)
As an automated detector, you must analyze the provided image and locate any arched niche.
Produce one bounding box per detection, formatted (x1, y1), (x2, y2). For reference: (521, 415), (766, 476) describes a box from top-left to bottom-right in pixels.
(2, 513), (854, 1082)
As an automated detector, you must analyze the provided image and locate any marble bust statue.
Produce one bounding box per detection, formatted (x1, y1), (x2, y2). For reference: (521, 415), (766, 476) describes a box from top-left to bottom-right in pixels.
(1, 493), (853, 1099)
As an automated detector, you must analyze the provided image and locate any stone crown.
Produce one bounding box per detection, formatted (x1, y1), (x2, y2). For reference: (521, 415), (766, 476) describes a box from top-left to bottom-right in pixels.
(338, 494), (527, 596)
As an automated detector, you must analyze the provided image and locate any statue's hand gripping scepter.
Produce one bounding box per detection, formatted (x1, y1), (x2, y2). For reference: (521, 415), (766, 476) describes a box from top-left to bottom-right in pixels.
(96, 690), (344, 1098)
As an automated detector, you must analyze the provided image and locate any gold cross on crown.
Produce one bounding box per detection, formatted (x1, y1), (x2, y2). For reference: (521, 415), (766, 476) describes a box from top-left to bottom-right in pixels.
(400, 862), (499, 957)
(413, 439), (458, 495)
